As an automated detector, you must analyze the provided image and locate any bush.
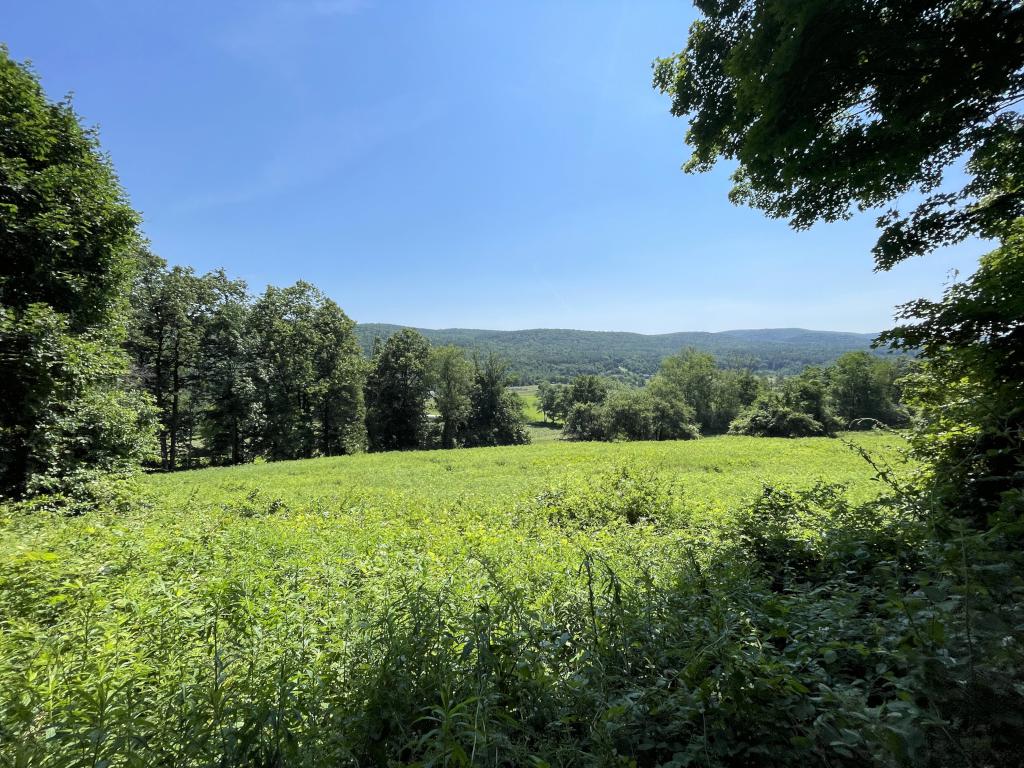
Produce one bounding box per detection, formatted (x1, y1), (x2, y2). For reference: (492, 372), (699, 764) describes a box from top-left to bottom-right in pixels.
(562, 401), (605, 441)
(729, 392), (829, 437)
(0, 305), (155, 505)
(563, 389), (700, 442)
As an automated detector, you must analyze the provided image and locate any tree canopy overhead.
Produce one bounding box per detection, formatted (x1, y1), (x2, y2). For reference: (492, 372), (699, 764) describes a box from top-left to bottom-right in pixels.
(653, 1), (1024, 269)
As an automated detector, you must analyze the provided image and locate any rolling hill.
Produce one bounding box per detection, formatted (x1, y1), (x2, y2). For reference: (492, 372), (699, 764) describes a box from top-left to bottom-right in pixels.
(355, 324), (891, 383)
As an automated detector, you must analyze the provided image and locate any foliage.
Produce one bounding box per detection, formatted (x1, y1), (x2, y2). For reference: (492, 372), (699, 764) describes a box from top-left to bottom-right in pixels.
(599, 388), (659, 441)
(879, 220), (1024, 526)
(128, 259), (249, 469)
(562, 402), (605, 442)
(653, 0), (1024, 270)
(128, 278), (528, 462)
(555, 351), (906, 443)
(654, 0), (1023, 509)
(128, 266), (367, 467)
(654, 7), (1024, 763)
(464, 354), (530, 448)
(249, 282), (366, 460)
(197, 281), (258, 466)
(366, 328), (432, 451)
(648, 349), (746, 434)
(430, 345), (474, 448)
(357, 324), (891, 383)
(729, 391), (829, 438)
(563, 387), (700, 443)
(828, 351), (909, 430)
(654, 0), (1021, 521)
(536, 381), (569, 424)
(0, 48), (153, 502)
(0, 306), (156, 506)
(729, 353), (908, 438)
(567, 374), (609, 406)
(4, 434), (1020, 766)
(784, 365), (841, 434)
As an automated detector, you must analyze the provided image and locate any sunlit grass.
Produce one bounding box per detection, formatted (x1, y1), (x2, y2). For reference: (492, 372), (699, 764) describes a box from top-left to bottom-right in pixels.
(0, 432), (911, 765)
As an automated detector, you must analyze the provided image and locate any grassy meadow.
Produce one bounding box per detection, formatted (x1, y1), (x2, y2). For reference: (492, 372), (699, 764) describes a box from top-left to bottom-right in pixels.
(145, 431), (901, 510)
(1, 433), (914, 765)
(510, 385), (546, 422)
(510, 385), (564, 443)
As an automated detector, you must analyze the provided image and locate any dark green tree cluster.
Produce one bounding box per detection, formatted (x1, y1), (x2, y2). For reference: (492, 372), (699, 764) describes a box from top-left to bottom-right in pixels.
(559, 360), (708, 442)
(366, 328), (432, 451)
(247, 282), (367, 461)
(430, 345), (474, 448)
(555, 350), (907, 442)
(365, 331), (528, 451)
(539, 377), (622, 430)
(559, 352), (756, 442)
(463, 354), (531, 447)
(129, 259), (366, 469)
(730, 353), (908, 438)
(646, 350), (757, 434)
(537, 381), (570, 424)
(129, 271), (530, 466)
(1, 49), (154, 502)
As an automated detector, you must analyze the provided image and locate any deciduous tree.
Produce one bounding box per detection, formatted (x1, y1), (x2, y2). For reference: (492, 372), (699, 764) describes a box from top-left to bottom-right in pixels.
(465, 354), (529, 447)
(366, 328), (431, 451)
(0, 49), (153, 500)
(430, 345), (473, 448)
(653, 0), (1024, 269)
(250, 282), (365, 459)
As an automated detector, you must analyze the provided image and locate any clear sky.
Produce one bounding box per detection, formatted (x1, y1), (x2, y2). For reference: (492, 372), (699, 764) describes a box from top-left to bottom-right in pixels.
(4, 0), (984, 333)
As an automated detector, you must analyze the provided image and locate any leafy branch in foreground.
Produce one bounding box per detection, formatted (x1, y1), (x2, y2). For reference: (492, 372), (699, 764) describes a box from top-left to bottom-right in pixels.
(653, 0), (1024, 269)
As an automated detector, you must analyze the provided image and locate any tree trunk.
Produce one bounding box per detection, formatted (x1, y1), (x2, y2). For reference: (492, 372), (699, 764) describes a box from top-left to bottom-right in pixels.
(169, 334), (180, 471)
(154, 327), (168, 470)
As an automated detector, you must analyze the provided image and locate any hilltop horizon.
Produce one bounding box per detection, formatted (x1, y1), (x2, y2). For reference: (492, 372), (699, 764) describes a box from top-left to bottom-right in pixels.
(353, 324), (890, 383)
(356, 322), (881, 338)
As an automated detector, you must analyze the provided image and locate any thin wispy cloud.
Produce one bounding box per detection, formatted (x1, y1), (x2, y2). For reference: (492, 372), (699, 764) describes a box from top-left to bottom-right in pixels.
(219, 0), (373, 64)
(174, 96), (443, 213)
(306, 0), (371, 17)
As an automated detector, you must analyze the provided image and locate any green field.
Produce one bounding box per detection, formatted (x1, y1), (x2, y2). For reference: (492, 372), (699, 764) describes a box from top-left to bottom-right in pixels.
(511, 384), (546, 422)
(144, 431), (902, 510)
(1, 434), (911, 765)
(511, 385), (564, 443)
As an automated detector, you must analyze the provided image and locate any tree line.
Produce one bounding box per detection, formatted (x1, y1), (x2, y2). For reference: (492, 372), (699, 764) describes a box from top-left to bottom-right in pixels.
(355, 324), (889, 385)
(537, 349), (908, 442)
(127, 256), (528, 471)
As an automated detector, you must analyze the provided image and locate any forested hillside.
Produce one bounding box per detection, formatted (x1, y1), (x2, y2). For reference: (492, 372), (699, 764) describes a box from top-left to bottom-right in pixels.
(356, 324), (886, 382)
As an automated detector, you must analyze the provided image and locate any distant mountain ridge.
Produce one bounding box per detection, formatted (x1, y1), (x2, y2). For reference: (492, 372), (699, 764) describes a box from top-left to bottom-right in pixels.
(355, 324), (887, 383)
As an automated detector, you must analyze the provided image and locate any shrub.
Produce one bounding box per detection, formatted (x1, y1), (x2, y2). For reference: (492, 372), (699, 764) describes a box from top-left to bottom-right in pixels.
(729, 392), (828, 437)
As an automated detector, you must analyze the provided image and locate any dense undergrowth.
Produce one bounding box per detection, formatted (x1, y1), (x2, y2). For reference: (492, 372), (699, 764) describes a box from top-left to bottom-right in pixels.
(1, 436), (1022, 766)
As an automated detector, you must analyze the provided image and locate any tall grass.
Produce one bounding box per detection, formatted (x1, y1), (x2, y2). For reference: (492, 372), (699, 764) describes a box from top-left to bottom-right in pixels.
(8, 435), (1011, 765)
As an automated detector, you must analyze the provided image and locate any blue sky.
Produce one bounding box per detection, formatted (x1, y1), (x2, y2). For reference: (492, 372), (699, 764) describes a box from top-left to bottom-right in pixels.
(5, 0), (983, 333)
